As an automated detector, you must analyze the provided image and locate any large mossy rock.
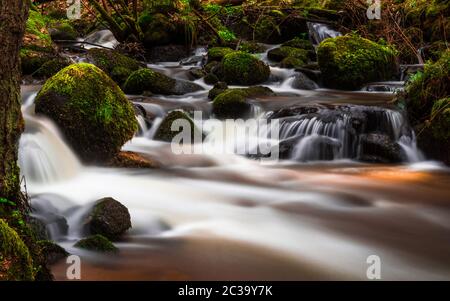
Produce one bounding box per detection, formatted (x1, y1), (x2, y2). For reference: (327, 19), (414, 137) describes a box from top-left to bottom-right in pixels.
(207, 47), (235, 63)
(317, 35), (397, 90)
(74, 234), (118, 253)
(20, 10), (55, 75)
(123, 68), (203, 95)
(212, 87), (274, 119)
(87, 49), (142, 86)
(219, 52), (270, 85)
(0, 219), (34, 281)
(35, 63), (138, 163)
(85, 197), (131, 241)
(154, 110), (201, 143)
(401, 51), (449, 164)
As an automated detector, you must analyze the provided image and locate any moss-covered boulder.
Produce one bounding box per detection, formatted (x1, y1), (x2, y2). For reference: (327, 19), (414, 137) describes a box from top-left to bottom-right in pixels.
(204, 73), (219, 85)
(282, 37), (314, 51)
(154, 110), (202, 143)
(400, 51), (450, 164)
(48, 20), (78, 41)
(24, 10), (53, 52)
(35, 63), (138, 163)
(431, 97), (450, 141)
(212, 87), (274, 119)
(74, 235), (117, 253)
(268, 46), (309, 63)
(123, 68), (203, 95)
(317, 35), (397, 90)
(37, 240), (69, 265)
(85, 197), (131, 241)
(34, 58), (71, 79)
(87, 49), (142, 86)
(207, 47), (234, 63)
(0, 219), (34, 281)
(405, 51), (450, 123)
(208, 81), (229, 100)
(20, 48), (55, 75)
(220, 52), (270, 85)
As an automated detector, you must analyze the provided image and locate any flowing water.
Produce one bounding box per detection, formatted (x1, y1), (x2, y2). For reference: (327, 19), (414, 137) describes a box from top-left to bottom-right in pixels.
(18, 39), (450, 280)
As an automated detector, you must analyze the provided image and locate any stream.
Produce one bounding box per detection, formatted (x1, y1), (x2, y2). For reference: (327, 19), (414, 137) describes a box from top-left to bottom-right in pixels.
(17, 25), (450, 280)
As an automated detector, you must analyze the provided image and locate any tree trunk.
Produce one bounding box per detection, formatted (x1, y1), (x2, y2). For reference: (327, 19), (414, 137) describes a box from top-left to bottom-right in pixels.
(0, 0), (29, 201)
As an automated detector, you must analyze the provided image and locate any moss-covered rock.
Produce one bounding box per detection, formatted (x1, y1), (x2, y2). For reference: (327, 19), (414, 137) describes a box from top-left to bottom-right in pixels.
(212, 87), (274, 119)
(87, 49), (142, 86)
(23, 10), (53, 52)
(280, 57), (306, 69)
(35, 63), (138, 163)
(317, 35), (398, 90)
(86, 197), (131, 241)
(268, 46), (309, 63)
(74, 235), (118, 253)
(124, 68), (176, 95)
(20, 48), (55, 75)
(238, 41), (265, 54)
(123, 68), (203, 95)
(37, 240), (69, 265)
(207, 47), (235, 63)
(220, 52), (270, 85)
(154, 110), (202, 143)
(34, 58), (71, 79)
(140, 13), (180, 47)
(48, 20), (78, 41)
(431, 97), (450, 141)
(400, 51), (450, 164)
(282, 37), (314, 51)
(204, 73), (219, 85)
(208, 81), (229, 100)
(405, 51), (450, 123)
(0, 219), (34, 281)
(106, 151), (160, 169)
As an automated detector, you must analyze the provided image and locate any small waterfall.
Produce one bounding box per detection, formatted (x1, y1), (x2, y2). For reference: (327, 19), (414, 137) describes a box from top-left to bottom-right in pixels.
(272, 106), (422, 162)
(307, 22), (342, 45)
(81, 30), (119, 49)
(19, 93), (81, 185)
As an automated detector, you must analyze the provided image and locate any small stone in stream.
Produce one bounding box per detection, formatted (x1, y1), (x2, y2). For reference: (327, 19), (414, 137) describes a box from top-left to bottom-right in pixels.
(86, 197), (132, 240)
(74, 235), (118, 253)
(154, 110), (202, 143)
(291, 72), (319, 90)
(38, 240), (69, 265)
(107, 151), (159, 169)
(189, 68), (206, 79)
(359, 133), (406, 163)
(204, 73), (219, 85)
(208, 81), (228, 100)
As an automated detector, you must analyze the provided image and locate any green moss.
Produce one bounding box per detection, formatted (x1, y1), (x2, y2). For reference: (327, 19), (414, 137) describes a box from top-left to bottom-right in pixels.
(405, 50), (450, 122)
(0, 219), (34, 281)
(213, 89), (250, 119)
(268, 46), (309, 64)
(48, 20), (78, 40)
(35, 63), (138, 162)
(221, 51), (270, 85)
(282, 37), (314, 51)
(317, 34), (398, 90)
(34, 58), (71, 79)
(238, 41), (265, 54)
(280, 57), (306, 68)
(208, 47), (235, 63)
(74, 235), (117, 253)
(25, 10), (52, 52)
(212, 87), (274, 119)
(204, 73), (219, 85)
(123, 68), (176, 95)
(154, 110), (201, 142)
(87, 49), (141, 86)
(431, 97), (450, 141)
